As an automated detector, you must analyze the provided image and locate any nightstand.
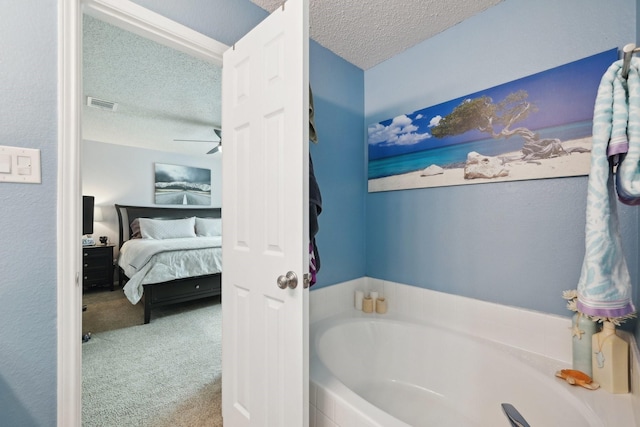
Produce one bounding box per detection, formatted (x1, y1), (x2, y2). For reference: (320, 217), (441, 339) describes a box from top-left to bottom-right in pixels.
(82, 244), (115, 291)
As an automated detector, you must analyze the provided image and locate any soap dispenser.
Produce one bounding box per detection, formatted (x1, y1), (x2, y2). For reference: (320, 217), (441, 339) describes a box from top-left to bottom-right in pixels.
(591, 321), (629, 393)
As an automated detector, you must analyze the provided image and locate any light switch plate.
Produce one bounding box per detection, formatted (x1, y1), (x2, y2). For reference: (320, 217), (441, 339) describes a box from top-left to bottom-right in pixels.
(0, 145), (41, 183)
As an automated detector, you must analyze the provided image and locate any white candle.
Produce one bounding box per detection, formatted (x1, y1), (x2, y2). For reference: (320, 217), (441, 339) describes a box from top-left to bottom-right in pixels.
(370, 291), (378, 311)
(355, 290), (364, 310)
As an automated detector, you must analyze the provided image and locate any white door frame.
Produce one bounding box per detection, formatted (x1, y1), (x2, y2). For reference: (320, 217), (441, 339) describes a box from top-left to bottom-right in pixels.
(57, 1), (227, 425)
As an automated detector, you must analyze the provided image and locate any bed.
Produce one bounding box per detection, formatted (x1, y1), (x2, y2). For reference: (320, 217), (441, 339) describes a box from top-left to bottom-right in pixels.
(115, 204), (222, 323)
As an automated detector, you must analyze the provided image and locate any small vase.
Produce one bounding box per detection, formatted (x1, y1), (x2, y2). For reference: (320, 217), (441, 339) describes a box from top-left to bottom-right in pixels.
(571, 312), (596, 377)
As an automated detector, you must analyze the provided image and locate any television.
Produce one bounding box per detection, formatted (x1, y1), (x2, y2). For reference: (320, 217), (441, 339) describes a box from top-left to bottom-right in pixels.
(82, 195), (95, 236)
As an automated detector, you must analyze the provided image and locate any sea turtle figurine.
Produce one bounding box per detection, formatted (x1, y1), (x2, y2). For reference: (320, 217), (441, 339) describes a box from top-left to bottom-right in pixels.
(555, 369), (600, 390)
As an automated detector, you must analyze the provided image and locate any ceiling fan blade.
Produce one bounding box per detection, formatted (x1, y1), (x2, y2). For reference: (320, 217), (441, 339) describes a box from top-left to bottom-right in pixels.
(207, 128), (222, 154)
(207, 145), (222, 154)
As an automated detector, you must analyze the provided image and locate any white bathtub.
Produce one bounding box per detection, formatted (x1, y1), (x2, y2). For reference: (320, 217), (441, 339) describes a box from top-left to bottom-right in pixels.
(310, 311), (636, 427)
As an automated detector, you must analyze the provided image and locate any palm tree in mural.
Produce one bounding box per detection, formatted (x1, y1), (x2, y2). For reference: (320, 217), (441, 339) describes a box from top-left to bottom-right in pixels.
(430, 90), (589, 160)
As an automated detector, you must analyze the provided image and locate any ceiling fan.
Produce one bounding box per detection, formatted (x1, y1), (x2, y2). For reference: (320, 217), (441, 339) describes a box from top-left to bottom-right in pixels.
(173, 128), (222, 154)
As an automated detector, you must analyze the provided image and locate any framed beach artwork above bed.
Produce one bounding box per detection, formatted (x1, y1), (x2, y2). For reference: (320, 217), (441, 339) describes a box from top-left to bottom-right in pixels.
(367, 48), (618, 192)
(154, 163), (212, 205)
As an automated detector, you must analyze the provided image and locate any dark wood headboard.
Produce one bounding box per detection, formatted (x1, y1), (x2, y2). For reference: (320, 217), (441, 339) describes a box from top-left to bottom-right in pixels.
(114, 204), (222, 248)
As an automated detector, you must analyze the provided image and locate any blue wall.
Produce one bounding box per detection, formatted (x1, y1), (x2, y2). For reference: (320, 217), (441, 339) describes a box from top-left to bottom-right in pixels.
(365, 0), (639, 330)
(0, 1), (58, 426)
(132, 0), (266, 47)
(309, 41), (366, 287)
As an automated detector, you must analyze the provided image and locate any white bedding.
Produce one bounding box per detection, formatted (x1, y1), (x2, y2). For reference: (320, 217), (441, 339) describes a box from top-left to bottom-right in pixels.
(118, 237), (222, 304)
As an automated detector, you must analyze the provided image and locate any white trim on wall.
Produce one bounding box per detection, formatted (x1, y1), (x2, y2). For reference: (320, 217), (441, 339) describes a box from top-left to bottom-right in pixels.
(57, 1), (82, 425)
(83, 0), (227, 66)
(57, 1), (228, 425)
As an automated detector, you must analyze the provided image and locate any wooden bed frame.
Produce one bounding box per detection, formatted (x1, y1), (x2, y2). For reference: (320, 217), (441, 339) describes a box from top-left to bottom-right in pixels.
(115, 204), (222, 324)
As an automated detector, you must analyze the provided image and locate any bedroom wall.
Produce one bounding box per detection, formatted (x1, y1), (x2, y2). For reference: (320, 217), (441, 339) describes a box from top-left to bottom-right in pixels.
(82, 139), (222, 252)
(365, 0), (639, 334)
(0, 1), (58, 426)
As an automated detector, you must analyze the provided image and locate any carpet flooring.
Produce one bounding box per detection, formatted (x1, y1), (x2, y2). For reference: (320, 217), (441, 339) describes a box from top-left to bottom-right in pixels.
(82, 288), (223, 426)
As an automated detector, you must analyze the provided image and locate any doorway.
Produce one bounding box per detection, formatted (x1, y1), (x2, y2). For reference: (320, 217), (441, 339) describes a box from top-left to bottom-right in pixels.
(58, 1), (227, 425)
(60, 3), (310, 426)
(81, 10), (225, 427)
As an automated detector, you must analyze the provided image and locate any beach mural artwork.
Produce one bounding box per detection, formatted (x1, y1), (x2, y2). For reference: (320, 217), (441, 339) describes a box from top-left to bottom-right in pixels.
(154, 163), (211, 205)
(368, 48), (618, 192)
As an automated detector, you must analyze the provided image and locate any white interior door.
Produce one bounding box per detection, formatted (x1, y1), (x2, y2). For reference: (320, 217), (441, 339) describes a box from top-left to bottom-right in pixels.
(221, 1), (309, 426)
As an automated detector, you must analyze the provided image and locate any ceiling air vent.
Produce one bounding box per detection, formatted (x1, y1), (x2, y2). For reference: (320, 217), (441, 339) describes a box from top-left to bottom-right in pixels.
(87, 96), (118, 111)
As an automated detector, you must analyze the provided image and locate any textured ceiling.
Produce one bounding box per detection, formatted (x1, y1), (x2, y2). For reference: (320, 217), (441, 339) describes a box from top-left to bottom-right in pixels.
(83, 1), (503, 155)
(252, 0), (503, 70)
(83, 15), (222, 156)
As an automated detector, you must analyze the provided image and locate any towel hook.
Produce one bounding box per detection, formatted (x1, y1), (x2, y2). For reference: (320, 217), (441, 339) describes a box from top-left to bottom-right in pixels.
(621, 43), (640, 79)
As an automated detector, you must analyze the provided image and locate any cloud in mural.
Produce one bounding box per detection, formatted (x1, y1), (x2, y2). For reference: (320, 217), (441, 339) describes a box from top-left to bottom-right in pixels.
(428, 115), (442, 128)
(368, 114), (431, 146)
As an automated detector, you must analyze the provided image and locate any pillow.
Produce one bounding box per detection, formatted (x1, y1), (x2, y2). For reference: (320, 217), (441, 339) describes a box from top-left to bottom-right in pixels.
(130, 218), (142, 239)
(195, 217), (222, 237)
(139, 217), (196, 239)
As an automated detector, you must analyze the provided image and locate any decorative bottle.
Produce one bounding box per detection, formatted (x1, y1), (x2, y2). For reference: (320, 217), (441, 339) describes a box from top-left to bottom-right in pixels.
(591, 321), (629, 393)
(571, 312), (596, 376)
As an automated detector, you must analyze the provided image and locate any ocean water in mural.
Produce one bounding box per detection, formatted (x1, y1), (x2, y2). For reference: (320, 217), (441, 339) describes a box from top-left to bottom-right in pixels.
(369, 120), (593, 179)
(367, 48), (618, 191)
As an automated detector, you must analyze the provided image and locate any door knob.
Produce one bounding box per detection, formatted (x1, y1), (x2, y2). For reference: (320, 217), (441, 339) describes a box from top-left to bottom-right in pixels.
(277, 271), (298, 289)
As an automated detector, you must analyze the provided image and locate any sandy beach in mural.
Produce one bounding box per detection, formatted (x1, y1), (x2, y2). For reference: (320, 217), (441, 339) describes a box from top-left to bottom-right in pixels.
(368, 137), (592, 192)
